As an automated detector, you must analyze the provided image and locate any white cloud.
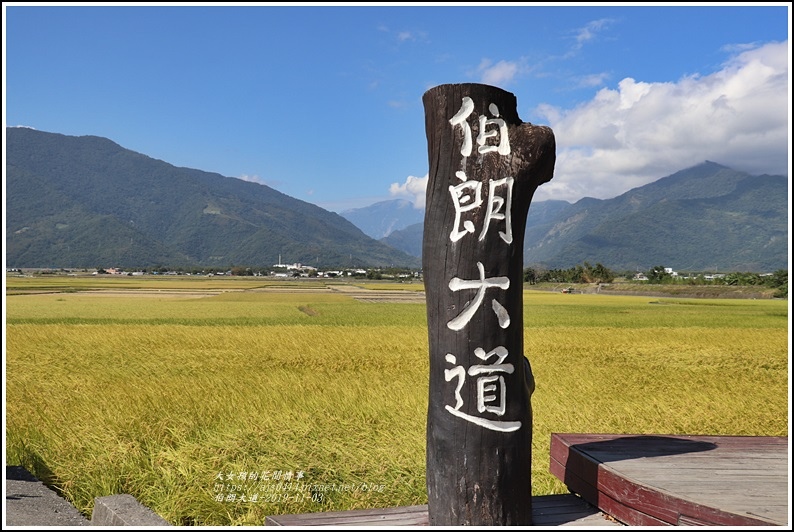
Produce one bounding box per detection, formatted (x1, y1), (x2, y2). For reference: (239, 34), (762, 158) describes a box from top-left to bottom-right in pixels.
(532, 40), (789, 203)
(378, 25), (428, 44)
(476, 59), (521, 86)
(237, 174), (285, 190)
(576, 72), (611, 88)
(561, 18), (616, 59)
(238, 174), (266, 185)
(574, 18), (614, 49)
(389, 174), (428, 209)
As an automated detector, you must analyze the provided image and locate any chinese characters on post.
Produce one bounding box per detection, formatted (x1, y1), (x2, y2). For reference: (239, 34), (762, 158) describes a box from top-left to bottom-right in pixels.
(445, 97), (520, 431)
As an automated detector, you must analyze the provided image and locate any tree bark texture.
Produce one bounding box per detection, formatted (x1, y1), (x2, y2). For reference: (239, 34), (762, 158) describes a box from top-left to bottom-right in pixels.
(422, 83), (556, 526)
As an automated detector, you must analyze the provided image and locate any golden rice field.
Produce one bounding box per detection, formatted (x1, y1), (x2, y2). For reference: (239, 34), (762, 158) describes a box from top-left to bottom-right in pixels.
(4, 275), (789, 526)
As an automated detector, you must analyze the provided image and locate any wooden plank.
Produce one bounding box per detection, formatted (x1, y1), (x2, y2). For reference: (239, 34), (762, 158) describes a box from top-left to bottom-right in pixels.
(532, 493), (621, 526)
(608, 462), (787, 476)
(265, 505), (429, 526)
(266, 494), (622, 527)
(550, 433), (788, 527)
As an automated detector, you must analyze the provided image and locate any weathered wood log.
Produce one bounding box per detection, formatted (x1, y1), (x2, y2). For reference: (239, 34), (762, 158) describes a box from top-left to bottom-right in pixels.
(422, 83), (556, 526)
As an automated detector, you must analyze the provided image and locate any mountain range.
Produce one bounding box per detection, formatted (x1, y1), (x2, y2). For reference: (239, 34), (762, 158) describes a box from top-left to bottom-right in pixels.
(373, 163), (788, 273)
(6, 127), (420, 269)
(5, 127), (788, 273)
(340, 199), (425, 240)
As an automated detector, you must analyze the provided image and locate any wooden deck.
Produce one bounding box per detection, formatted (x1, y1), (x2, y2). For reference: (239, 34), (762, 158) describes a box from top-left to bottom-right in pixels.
(550, 433), (789, 526)
(266, 432), (789, 526)
(266, 493), (620, 526)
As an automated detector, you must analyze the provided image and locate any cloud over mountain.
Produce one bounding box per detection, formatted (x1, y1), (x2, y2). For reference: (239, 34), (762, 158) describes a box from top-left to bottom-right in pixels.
(533, 40), (788, 203)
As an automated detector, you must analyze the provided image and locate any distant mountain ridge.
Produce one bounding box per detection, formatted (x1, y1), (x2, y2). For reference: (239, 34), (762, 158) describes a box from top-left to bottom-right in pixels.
(378, 162), (788, 273)
(5, 127), (420, 269)
(340, 199), (424, 239)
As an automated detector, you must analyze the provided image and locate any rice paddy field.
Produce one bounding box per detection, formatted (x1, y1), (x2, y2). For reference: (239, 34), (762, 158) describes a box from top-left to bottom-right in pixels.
(4, 275), (790, 525)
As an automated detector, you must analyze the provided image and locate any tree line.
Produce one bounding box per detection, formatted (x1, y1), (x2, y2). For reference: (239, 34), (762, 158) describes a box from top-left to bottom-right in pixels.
(523, 262), (616, 284)
(523, 262), (788, 297)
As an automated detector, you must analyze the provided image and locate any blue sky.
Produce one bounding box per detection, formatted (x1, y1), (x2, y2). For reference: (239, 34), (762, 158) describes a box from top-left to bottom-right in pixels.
(3, 2), (791, 213)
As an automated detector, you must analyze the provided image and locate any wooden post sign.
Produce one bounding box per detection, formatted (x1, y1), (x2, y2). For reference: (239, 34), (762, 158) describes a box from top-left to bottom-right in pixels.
(422, 83), (555, 526)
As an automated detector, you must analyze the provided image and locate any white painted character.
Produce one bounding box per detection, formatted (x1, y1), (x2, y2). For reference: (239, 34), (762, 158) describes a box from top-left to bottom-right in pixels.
(480, 176), (514, 244)
(443, 346), (521, 432)
(447, 262), (510, 331)
(448, 170), (483, 242)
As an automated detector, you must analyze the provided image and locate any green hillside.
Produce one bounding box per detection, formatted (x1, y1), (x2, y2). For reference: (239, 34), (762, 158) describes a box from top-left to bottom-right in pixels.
(525, 162), (788, 272)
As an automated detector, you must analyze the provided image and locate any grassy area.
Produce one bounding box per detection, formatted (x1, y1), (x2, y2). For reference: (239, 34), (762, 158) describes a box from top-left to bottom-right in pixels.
(5, 277), (789, 525)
